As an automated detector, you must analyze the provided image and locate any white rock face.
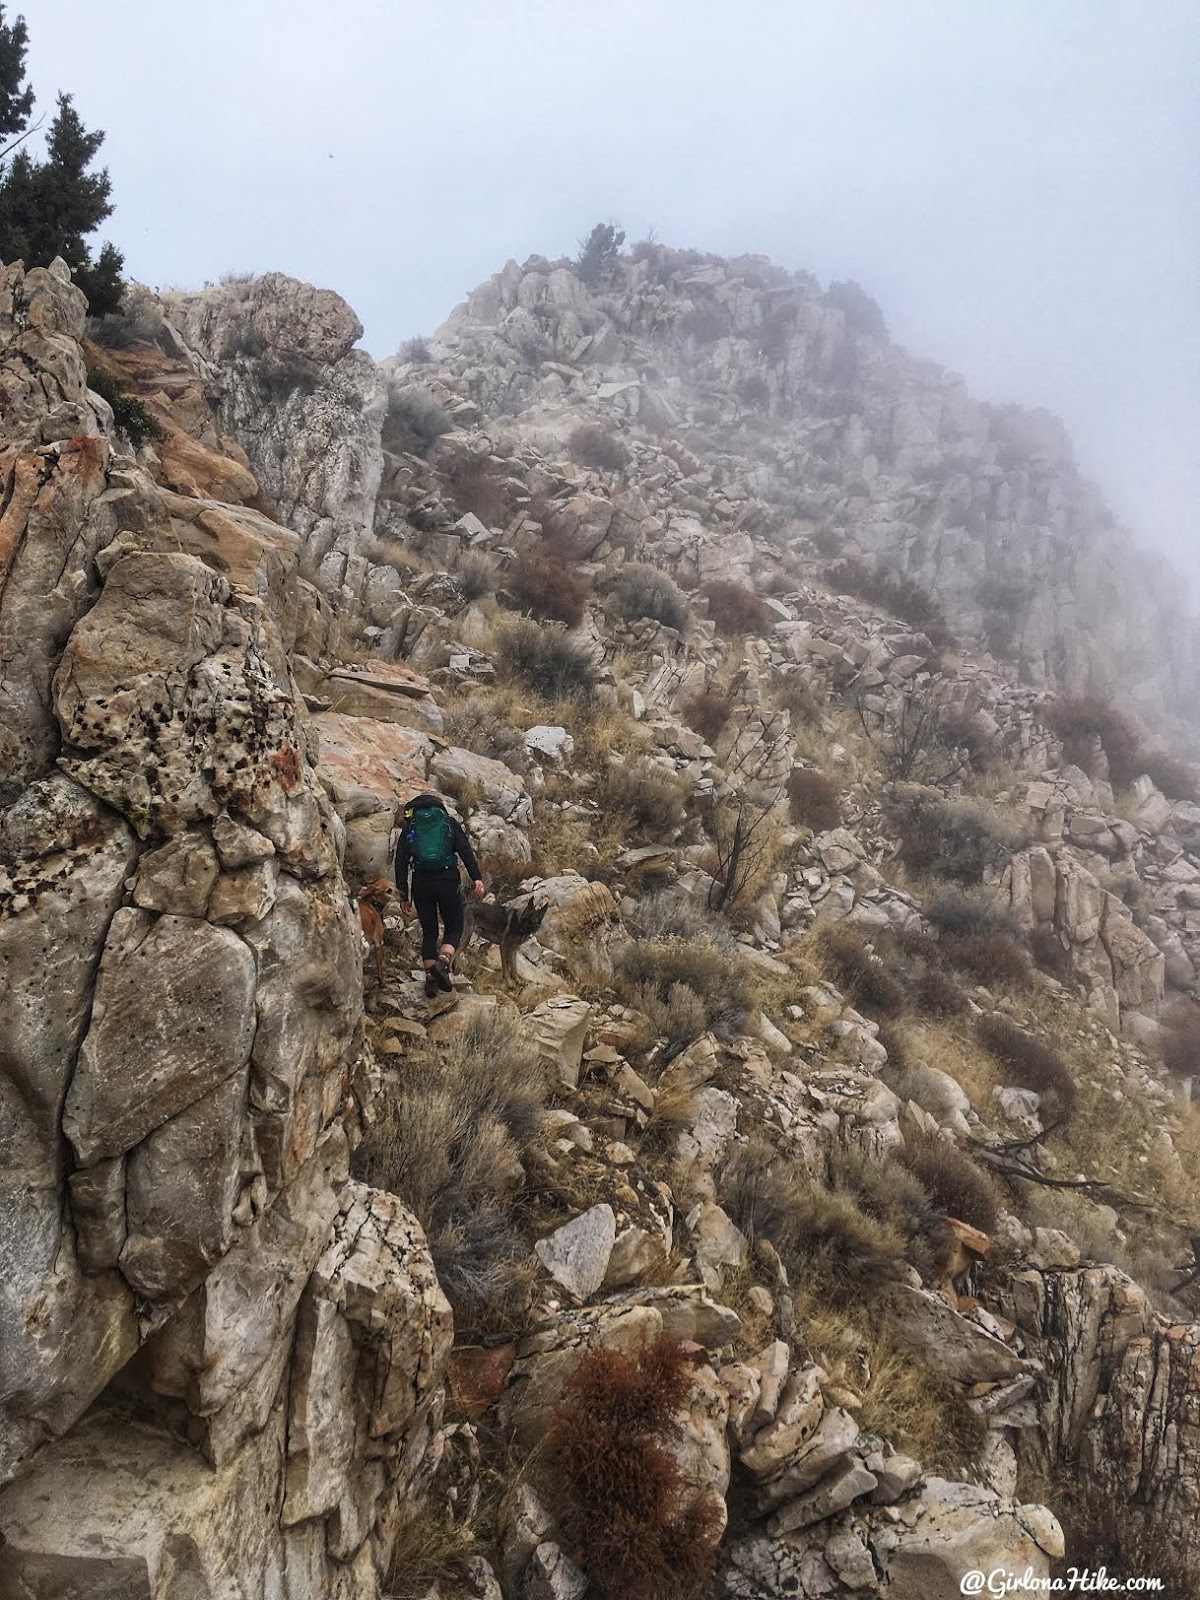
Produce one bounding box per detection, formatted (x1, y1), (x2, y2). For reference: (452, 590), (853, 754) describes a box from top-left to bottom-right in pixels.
(534, 1204), (617, 1301)
(163, 272), (386, 578)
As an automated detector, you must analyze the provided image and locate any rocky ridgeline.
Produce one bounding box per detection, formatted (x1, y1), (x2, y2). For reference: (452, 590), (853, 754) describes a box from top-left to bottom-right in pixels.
(1, 251), (1200, 1597)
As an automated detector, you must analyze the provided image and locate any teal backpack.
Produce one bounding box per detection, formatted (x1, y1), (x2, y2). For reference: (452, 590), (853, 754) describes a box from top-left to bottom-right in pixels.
(404, 801), (456, 872)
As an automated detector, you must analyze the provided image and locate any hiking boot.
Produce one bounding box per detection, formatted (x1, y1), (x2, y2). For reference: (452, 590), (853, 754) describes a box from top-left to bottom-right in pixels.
(433, 956), (453, 992)
(424, 970), (438, 999)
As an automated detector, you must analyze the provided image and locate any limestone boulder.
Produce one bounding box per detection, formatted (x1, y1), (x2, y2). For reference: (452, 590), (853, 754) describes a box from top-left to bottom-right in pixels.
(429, 744), (532, 825)
(518, 995), (592, 1089)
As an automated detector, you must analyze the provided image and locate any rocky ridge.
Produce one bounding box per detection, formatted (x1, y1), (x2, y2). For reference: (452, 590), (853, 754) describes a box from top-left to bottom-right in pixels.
(0, 249), (1199, 1597)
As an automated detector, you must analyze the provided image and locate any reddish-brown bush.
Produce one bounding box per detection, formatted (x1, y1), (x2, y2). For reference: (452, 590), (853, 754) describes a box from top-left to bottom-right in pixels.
(824, 557), (955, 649)
(787, 768), (841, 831)
(976, 1014), (1076, 1119)
(822, 924), (906, 1018)
(569, 422), (629, 473)
(702, 580), (772, 637)
(897, 1130), (1002, 1233)
(509, 551), (588, 627)
(443, 456), (510, 527)
(545, 1336), (723, 1599)
(1044, 695), (1143, 786)
(684, 689), (735, 743)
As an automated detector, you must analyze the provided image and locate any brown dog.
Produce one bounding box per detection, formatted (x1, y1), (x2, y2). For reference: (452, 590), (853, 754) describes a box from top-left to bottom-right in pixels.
(462, 893), (548, 986)
(356, 878), (398, 982)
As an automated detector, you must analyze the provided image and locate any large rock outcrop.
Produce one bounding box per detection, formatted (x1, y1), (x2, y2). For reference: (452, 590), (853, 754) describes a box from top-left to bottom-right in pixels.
(428, 247), (1200, 720)
(0, 259), (450, 1596)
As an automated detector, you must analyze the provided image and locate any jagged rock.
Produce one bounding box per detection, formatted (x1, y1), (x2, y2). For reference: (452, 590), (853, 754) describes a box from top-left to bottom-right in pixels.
(430, 744), (532, 824)
(524, 724), (574, 762)
(884, 1478), (1063, 1600)
(883, 1284), (1025, 1383)
(754, 1403), (859, 1508)
(823, 1525), (878, 1588)
(500, 1483), (555, 1589)
(994, 1264), (1200, 1565)
(534, 1204), (617, 1302)
(524, 1541), (589, 1600)
(768, 1455), (878, 1533)
(686, 1200), (749, 1289)
(165, 273), (385, 574)
(0, 1181), (450, 1598)
(323, 662), (444, 736)
(518, 995), (592, 1088)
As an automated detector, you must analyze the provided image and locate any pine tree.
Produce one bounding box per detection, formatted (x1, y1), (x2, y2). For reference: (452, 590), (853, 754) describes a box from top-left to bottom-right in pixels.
(0, 5), (34, 150)
(0, 10), (125, 314)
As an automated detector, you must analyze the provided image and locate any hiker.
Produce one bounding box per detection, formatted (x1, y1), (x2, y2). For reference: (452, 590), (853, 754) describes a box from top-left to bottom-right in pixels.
(395, 792), (485, 998)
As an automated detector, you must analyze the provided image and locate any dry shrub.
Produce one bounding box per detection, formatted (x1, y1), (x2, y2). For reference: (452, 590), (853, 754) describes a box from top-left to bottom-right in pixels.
(942, 931), (1031, 988)
(606, 562), (690, 631)
(352, 1017), (549, 1336)
(509, 550), (588, 627)
(441, 701), (529, 775)
(914, 966), (971, 1017)
(897, 1129), (1003, 1232)
(1160, 999), (1200, 1077)
(717, 1138), (905, 1305)
(825, 557), (954, 648)
(597, 760), (688, 840)
(385, 384), (451, 453)
(683, 690), (735, 743)
(889, 788), (1019, 883)
(787, 768), (841, 831)
(545, 1336), (722, 1600)
(569, 421), (629, 472)
(702, 580), (773, 637)
(495, 618), (599, 701)
(1044, 695), (1146, 786)
(617, 937), (754, 1045)
(444, 455), (511, 526)
(774, 671), (828, 725)
(925, 886), (1023, 942)
(821, 923), (906, 1018)
(1141, 750), (1198, 801)
(683, 304), (730, 343)
(976, 1014), (1076, 1121)
(628, 889), (738, 951)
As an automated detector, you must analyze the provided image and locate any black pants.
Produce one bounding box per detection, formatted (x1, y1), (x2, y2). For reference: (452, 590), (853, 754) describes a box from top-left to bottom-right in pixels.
(412, 873), (465, 961)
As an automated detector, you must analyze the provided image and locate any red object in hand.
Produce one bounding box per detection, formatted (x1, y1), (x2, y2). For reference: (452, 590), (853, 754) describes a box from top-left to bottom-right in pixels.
(473, 880), (486, 901)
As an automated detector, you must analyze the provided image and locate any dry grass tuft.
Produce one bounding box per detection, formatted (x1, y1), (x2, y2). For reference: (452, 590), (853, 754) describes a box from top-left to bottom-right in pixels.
(352, 1016), (549, 1337)
(819, 923), (907, 1018)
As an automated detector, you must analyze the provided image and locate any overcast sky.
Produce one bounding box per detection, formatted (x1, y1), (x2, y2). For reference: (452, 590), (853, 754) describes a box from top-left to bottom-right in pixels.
(27, 1), (1199, 584)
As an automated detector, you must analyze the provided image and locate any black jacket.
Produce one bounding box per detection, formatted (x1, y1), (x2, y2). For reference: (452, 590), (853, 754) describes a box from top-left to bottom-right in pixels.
(394, 796), (481, 898)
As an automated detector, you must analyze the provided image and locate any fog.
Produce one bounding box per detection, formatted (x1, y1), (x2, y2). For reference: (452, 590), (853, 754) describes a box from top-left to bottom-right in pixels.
(29, 0), (1200, 582)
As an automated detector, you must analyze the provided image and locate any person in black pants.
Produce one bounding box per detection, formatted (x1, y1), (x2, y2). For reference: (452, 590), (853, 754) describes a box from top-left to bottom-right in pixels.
(395, 793), (485, 998)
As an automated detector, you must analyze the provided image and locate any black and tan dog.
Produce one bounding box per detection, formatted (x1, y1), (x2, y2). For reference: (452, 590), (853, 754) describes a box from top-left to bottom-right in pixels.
(462, 893), (548, 985)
